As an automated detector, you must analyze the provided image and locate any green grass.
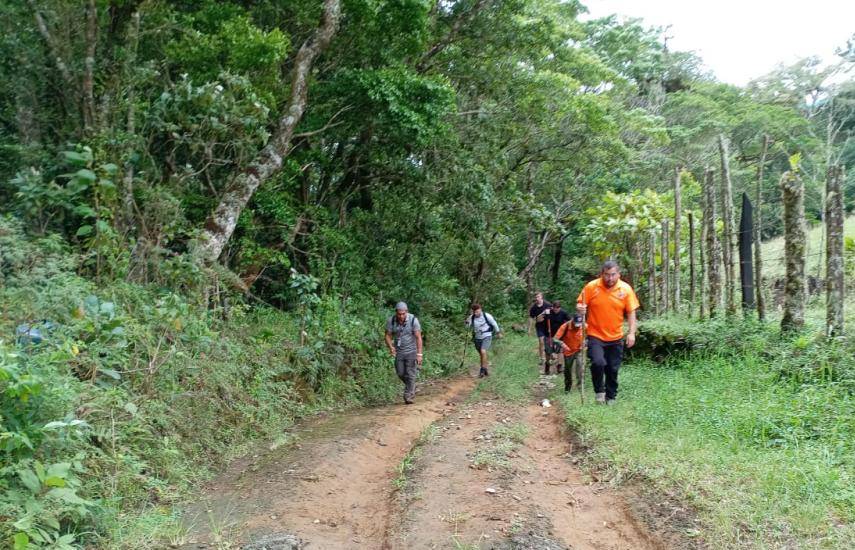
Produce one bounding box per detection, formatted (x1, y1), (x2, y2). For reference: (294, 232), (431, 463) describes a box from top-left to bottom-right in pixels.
(558, 342), (855, 548)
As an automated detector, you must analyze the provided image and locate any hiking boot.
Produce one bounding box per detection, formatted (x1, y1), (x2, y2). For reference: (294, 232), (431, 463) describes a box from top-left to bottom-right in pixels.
(478, 367), (487, 378)
(404, 396), (414, 404)
(483, 366), (489, 377)
(595, 392), (606, 404)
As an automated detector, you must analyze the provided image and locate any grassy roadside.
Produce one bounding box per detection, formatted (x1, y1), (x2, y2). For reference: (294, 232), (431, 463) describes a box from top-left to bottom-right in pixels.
(556, 320), (855, 549)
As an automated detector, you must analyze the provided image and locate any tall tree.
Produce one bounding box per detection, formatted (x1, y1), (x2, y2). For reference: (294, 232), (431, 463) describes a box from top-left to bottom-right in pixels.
(780, 166), (806, 332)
(704, 167), (722, 316)
(194, 0), (342, 263)
(688, 210), (696, 310)
(661, 219), (670, 313)
(754, 134), (769, 320)
(826, 165), (845, 337)
(718, 134), (737, 315)
(673, 166), (682, 310)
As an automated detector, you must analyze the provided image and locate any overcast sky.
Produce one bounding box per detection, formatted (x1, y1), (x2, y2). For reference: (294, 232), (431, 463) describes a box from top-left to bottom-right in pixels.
(582, 0), (855, 85)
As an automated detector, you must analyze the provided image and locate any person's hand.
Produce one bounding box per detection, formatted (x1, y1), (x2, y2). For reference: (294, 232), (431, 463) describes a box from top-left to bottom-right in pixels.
(389, 347), (397, 357)
(544, 308), (551, 315)
(626, 333), (636, 349)
(576, 303), (587, 315)
(416, 353), (423, 366)
(498, 332), (504, 339)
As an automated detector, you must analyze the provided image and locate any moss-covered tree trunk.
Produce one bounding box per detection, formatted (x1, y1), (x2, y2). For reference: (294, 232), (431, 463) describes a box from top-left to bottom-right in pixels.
(661, 219), (670, 313)
(705, 167), (722, 316)
(648, 232), (657, 315)
(195, 0), (342, 263)
(673, 167), (682, 312)
(781, 170), (806, 332)
(755, 135), (769, 320)
(826, 165), (845, 337)
(718, 134), (737, 315)
(699, 207), (708, 319)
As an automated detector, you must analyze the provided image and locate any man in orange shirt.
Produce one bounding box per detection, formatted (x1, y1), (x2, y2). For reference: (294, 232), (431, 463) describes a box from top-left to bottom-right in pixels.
(576, 261), (639, 404)
(554, 313), (584, 393)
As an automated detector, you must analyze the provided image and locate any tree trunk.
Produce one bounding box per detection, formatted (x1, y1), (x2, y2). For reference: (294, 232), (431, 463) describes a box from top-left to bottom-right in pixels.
(688, 210), (695, 310)
(705, 167), (722, 316)
(699, 206), (708, 319)
(648, 231), (657, 315)
(826, 165), (845, 337)
(661, 219), (670, 313)
(739, 193), (755, 310)
(755, 134), (769, 320)
(673, 167), (682, 311)
(781, 170), (806, 332)
(82, 0), (97, 132)
(718, 134), (737, 315)
(195, 0), (342, 263)
(551, 234), (567, 289)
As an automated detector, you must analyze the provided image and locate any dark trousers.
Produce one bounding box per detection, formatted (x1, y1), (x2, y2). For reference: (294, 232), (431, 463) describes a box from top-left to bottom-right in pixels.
(563, 352), (581, 392)
(586, 337), (623, 400)
(395, 353), (418, 400)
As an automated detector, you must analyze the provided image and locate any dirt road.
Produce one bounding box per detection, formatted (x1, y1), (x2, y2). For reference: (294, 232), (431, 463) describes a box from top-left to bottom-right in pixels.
(181, 368), (687, 549)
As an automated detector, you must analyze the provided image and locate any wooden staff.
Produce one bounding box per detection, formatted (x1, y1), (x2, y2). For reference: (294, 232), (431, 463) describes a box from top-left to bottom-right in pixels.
(578, 309), (587, 404)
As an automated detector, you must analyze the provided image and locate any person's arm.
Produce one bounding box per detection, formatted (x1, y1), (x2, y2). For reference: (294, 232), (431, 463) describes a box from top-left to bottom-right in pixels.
(626, 310), (637, 348)
(385, 332), (397, 356)
(415, 331), (424, 365)
(464, 314), (472, 327)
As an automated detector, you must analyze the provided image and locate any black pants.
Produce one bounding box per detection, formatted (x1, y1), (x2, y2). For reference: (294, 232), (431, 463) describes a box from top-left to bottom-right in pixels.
(586, 337), (623, 400)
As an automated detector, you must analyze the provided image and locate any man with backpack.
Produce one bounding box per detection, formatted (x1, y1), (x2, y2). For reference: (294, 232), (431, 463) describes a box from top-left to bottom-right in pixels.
(465, 303), (501, 378)
(385, 302), (423, 404)
(528, 291), (552, 370)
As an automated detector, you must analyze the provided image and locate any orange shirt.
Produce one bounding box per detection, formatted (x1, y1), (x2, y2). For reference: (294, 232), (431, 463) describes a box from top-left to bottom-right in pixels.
(554, 321), (583, 356)
(576, 278), (640, 342)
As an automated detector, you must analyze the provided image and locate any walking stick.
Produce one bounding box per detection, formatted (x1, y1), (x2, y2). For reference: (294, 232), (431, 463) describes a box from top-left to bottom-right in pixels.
(578, 309), (587, 404)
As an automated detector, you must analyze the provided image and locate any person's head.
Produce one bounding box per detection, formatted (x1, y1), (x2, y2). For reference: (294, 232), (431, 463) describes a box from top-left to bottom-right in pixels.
(395, 301), (408, 322)
(551, 300), (562, 311)
(601, 260), (620, 288)
(470, 303), (483, 317)
(534, 291), (544, 305)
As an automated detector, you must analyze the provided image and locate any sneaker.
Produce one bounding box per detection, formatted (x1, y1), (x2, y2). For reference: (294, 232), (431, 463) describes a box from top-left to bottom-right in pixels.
(478, 367), (487, 378)
(606, 398), (617, 406)
(595, 392), (606, 404)
(404, 397), (414, 404)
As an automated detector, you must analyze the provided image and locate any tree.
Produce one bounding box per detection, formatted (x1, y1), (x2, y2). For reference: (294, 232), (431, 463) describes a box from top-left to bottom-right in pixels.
(673, 166), (682, 310)
(718, 134), (737, 315)
(826, 165), (845, 336)
(704, 167), (722, 316)
(194, 0), (342, 263)
(780, 161), (806, 332)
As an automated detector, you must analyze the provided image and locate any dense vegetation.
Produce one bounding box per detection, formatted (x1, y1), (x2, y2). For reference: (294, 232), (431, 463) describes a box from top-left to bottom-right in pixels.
(1, 0), (854, 548)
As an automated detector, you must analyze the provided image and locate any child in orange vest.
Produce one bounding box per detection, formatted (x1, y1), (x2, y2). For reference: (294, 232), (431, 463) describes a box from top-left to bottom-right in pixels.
(554, 313), (584, 393)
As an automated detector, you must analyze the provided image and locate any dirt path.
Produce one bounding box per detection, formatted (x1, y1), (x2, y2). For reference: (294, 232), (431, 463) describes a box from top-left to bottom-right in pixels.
(181, 370), (684, 550)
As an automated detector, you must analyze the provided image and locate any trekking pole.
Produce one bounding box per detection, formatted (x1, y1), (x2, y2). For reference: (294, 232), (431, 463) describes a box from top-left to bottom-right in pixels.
(579, 310), (587, 404)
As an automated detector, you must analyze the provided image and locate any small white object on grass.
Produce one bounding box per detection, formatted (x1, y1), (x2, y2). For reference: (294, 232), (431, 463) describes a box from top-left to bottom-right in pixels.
(541, 399), (551, 408)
